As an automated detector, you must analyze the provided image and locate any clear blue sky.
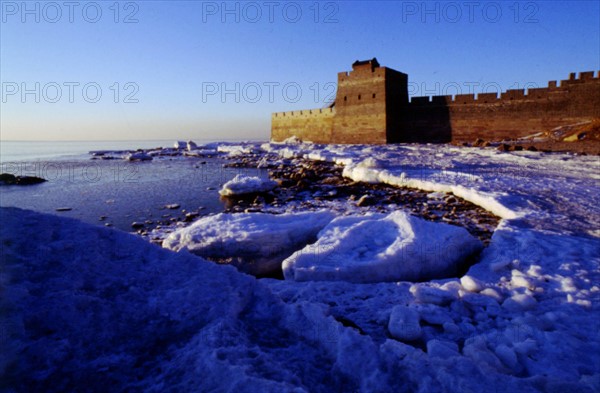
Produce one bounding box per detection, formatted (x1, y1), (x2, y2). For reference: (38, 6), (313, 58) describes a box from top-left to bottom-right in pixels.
(1, 1), (599, 141)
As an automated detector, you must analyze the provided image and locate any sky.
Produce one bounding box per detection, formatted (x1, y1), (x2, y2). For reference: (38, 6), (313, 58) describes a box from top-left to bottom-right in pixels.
(1, 0), (599, 141)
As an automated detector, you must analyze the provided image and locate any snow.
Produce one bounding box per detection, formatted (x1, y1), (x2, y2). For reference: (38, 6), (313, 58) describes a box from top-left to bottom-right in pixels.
(1, 207), (387, 392)
(388, 305), (422, 341)
(162, 211), (335, 275)
(4, 139), (600, 392)
(219, 174), (278, 196)
(460, 275), (484, 292)
(282, 211), (483, 283)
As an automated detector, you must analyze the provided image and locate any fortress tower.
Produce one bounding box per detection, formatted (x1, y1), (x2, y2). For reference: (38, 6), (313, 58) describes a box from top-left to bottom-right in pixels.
(331, 58), (407, 143)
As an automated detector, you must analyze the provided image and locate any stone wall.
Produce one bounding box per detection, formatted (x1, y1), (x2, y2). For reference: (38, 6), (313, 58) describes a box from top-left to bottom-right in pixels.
(402, 71), (600, 142)
(330, 64), (394, 144)
(271, 63), (600, 144)
(271, 108), (334, 143)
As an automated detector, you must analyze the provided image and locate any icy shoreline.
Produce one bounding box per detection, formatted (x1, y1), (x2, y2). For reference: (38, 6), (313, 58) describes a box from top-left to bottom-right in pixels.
(2, 140), (599, 392)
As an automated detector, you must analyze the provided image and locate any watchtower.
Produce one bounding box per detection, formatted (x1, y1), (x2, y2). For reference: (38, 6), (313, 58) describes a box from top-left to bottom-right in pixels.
(332, 58), (408, 143)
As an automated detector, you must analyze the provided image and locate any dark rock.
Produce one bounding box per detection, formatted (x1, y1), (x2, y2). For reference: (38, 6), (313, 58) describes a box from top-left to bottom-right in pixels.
(473, 138), (485, 147)
(0, 173), (46, 185)
(497, 144), (510, 152)
(55, 207), (72, 212)
(184, 212), (199, 222)
(526, 146), (538, 152)
(165, 203), (180, 209)
(131, 222), (145, 229)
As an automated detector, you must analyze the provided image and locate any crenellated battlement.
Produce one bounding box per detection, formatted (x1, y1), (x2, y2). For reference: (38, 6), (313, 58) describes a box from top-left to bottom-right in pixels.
(272, 108), (334, 117)
(408, 71), (600, 106)
(271, 61), (600, 144)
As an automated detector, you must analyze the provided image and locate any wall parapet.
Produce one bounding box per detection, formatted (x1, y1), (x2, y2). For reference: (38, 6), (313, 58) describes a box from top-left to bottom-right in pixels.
(273, 107), (335, 117)
(408, 71), (600, 106)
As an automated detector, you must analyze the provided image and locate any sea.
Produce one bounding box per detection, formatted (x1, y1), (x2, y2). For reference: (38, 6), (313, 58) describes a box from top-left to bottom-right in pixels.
(0, 140), (268, 232)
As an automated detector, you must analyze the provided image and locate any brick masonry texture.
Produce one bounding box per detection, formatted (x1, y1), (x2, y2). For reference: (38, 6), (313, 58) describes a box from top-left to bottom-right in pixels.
(271, 59), (600, 144)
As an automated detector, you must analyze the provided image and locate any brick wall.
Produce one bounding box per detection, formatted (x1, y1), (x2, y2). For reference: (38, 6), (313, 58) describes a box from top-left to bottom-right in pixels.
(404, 71), (600, 142)
(271, 64), (600, 144)
(271, 108), (334, 143)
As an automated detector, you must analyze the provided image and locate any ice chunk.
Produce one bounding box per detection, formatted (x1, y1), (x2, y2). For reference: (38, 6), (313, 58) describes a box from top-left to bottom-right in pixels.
(494, 344), (521, 372)
(187, 140), (197, 150)
(502, 293), (537, 311)
(510, 269), (536, 290)
(219, 174), (278, 196)
(415, 304), (454, 325)
(125, 152), (152, 161)
(461, 275), (484, 292)
(163, 211), (335, 275)
(388, 305), (422, 341)
(427, 339), (459, 358)
(283, 211), (483, 283)
(463, 336), (505, 371)
(174, 140), (187, 149)
(410, 285), (457, 305)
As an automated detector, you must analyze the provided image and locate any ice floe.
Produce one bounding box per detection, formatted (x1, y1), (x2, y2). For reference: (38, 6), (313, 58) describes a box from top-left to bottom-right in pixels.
(283, 211), (483, 283)
(219, 174), (278, 196)
(162, 210), (335, 275)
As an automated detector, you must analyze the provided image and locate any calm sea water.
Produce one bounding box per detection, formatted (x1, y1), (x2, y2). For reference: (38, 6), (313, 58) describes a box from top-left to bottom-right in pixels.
(0, 140), (268, 232)
(0, 140), (210, 162)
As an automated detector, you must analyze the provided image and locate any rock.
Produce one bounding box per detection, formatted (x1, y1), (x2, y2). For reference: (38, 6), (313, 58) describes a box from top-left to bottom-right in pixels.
(55, 207), (72, 212)
(99, 216), (107, 221)
(445, 196), (458, 204)
(0, 173), (46, 185)
(473, 138), (485, 147)
(131, 222), (145, 229)
(184, 212), (199, 222)
(356, 194), (376, 207)
(526, 145), (538, 152)
(165, 204), (180, 210)
(497, 144), (510, 152)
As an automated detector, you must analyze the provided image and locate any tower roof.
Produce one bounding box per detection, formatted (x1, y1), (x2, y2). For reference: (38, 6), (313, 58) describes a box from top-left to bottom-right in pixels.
(352, 58), (380, 70)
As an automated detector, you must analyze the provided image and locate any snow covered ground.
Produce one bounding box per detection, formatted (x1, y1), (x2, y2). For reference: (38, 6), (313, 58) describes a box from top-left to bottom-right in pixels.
(2, 141), (599, 392)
